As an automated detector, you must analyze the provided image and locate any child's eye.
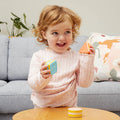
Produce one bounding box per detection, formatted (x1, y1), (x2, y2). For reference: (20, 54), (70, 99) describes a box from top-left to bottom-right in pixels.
(52, 32), (58, 35)
(65, 31), (71, 34)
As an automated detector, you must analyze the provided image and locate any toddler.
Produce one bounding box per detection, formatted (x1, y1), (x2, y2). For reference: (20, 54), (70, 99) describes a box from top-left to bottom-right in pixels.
(28, 5), (95, 108)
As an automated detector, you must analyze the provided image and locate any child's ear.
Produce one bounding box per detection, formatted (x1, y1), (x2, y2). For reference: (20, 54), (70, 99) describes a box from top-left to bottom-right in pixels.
(41, 31), (47, 39)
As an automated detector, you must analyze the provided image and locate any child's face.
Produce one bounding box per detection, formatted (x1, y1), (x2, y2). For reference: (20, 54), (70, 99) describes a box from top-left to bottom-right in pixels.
(42, 20), (73, 53)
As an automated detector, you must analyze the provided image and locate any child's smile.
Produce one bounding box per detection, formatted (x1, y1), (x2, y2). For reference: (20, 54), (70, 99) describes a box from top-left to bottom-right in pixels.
(42, 20), (73, 53)
(56, 42), (66, 47)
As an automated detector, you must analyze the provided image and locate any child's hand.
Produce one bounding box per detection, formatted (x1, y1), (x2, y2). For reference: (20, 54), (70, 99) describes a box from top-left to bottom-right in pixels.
(89, 45), (95, 55)
(40, 62), (52, 79)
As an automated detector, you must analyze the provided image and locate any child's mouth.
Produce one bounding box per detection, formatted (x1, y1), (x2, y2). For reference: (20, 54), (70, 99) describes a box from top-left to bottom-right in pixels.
(56, 43), (66, 47)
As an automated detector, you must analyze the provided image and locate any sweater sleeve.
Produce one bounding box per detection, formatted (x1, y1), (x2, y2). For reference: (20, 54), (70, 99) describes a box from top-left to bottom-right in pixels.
(27, 52), (52, 91)
(76, 53), (95, 88)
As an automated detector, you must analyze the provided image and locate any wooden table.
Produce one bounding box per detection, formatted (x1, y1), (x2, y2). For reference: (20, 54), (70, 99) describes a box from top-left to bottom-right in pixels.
(13, 107), (120, 120)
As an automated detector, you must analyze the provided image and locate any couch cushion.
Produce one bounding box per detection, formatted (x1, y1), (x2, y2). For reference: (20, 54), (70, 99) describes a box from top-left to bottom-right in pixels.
(0, 80), (7, 87)
(0, 81), (120, 113)
(88, 33), (120, 81)
(8, 37), (45, 80)
(0, 35), (9, 80)
(0, 81), (33, 113)
(77, 81), (120, 111)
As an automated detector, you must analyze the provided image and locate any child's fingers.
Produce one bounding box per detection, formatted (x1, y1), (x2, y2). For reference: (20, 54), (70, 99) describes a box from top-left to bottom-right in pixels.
(41, 61), (46, 66)
(40, 61), (53, 79)
(89, 45), (94, 48)
(41, 69), (51, 75)
(41, 70), (51, 79)
(42, 74), (52, 79)
(41, 64), (48, 71)
(90, 48), (94, 52)
(89, 47), (95, 54)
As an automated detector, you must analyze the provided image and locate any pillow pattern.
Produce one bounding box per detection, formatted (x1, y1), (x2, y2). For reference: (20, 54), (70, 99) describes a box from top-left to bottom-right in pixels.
(88, 33), (120, 81)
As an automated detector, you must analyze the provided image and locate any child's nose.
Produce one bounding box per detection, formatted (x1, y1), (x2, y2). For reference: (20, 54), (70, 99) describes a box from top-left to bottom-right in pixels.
(59, 35), (65, 41)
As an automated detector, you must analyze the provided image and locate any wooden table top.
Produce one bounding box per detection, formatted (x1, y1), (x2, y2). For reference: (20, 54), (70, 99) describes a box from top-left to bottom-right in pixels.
(13, 107), (120, 120)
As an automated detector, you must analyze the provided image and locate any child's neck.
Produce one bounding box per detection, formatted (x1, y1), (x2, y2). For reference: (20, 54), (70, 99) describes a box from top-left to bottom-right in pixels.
(46, 47), (71, 54)
(47, 47), (71, 51)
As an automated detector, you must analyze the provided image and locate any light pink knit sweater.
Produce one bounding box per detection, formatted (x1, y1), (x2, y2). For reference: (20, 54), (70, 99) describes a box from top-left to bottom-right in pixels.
(28, 48), (94, 108)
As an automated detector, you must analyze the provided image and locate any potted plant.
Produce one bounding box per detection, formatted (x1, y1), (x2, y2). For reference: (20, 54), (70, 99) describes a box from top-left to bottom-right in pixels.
(0, 12), (30, 37)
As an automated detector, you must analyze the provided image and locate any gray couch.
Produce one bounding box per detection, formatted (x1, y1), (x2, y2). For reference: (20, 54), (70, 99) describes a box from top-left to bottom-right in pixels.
(0, 35), (120, 120)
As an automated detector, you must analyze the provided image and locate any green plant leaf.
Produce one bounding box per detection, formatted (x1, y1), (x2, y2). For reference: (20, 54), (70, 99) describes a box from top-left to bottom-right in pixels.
(11, 24), (15, 36)
(14, 17), (20, 22)
(0, 21), (8, 33)
(23, 13), (26, 24)
(14, 23), (21, 29)
(1, 12), (30, 37)
(20, 22), (29, 30)
(11, 17), (21, 29)
(16, 30), (26, 37)
(32, 24), (35, 29)
(11, 12), (20, 19)
(10, 18), (14, 21)
(0, 21), (8, 24)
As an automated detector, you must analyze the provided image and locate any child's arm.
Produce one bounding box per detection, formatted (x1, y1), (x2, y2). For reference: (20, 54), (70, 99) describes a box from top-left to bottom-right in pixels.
(28, 53), (52, 91)
(76, 46), (95, 88)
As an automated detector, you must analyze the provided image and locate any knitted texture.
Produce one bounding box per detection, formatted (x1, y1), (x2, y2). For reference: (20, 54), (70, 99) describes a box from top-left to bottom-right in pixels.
(28, 48), (94, 108)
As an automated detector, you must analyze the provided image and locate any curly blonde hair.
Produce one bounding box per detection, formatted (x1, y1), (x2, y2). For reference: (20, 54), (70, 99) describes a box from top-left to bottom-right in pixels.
(33, 5), (81, 46)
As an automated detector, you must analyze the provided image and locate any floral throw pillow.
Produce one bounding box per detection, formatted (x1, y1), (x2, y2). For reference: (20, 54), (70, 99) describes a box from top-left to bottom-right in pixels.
(88, 33), (120, 81)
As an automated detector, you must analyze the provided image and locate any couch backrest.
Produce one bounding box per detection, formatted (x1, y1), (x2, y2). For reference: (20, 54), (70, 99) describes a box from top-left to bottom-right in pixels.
(0, 35), (9, 80)
(8, 36), (88, 81)
(71, 36), (88, 51)
(8, 37), (46, 80)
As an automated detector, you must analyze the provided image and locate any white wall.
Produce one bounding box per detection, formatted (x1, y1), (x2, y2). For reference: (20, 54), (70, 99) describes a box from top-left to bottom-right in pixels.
(0, 0), (120, 36)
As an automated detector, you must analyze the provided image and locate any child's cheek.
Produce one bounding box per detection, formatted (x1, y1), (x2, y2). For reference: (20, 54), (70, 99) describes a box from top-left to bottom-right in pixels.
(48, 39), (56, 46)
